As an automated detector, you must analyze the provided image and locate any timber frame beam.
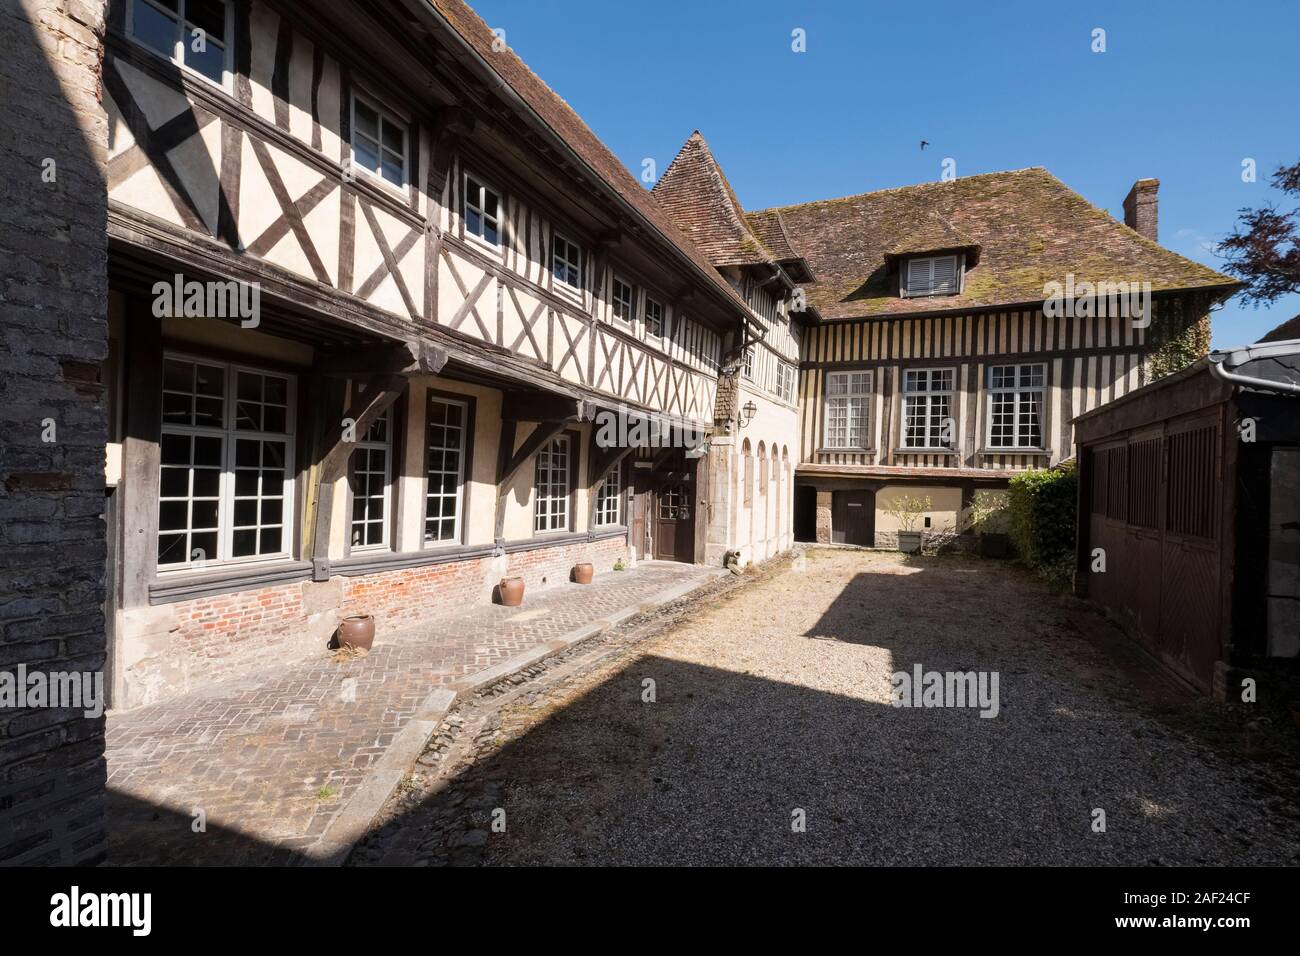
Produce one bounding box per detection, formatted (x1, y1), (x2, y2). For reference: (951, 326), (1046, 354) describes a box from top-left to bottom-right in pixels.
(500, 390), (587, 424)
(310, 373), (407, 581)
(494, 419), (570, 542)
(316, 339), (449, 378)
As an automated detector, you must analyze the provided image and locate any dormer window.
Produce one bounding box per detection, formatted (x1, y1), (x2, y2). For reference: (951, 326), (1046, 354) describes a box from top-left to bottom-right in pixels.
(902, 254), (961, 297)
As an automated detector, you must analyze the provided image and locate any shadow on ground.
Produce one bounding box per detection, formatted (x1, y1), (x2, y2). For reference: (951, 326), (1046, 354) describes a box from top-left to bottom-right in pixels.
(352, 554), (1300, 866)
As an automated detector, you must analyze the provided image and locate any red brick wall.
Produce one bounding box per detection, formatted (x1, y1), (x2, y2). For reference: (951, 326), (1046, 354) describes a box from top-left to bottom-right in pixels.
(124, 535), (630, 706)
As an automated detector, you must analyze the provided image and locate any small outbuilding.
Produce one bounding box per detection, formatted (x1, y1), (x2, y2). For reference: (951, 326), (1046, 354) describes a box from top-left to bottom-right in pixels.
(1072, 332), (1300, 696)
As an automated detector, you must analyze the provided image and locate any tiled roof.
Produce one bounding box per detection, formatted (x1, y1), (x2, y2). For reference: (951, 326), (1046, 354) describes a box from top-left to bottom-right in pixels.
(744, 209), (800, 261)
(428, 1), (750, 316)
(1259, 314), (1300, 343)
(652, 131), (776, 268)
(752, 168), (1239, 320)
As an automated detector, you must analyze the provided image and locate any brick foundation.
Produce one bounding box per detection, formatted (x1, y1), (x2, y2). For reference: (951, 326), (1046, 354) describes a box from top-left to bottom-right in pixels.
(118, 535), (630, 708)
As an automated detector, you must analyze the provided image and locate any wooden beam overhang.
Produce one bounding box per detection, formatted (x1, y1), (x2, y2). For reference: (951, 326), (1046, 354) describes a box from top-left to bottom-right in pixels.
(499, 390), (588, 424)
(309, 373), (407, 581)
(316, 339), (449, 378)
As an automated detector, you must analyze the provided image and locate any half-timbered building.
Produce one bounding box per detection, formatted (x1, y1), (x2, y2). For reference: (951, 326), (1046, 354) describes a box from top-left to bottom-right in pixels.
(766, 170), (1239, 547)
(100, 0), (766, 707)
(653, 131), (808, 567)
(40, 0), (1239, 713)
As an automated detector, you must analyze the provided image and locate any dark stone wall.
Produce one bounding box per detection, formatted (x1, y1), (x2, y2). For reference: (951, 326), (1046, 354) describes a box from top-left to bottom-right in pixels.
(0, 0), (110, 866)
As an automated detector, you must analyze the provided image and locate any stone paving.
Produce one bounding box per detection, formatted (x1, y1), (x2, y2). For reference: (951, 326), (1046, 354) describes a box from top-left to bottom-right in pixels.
(104, 560), (716, 865)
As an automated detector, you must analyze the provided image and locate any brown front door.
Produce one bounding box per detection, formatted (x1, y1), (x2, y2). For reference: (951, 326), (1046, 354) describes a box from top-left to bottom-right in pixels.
(832, 489), (873, 546)
(653, 481), (695, 561)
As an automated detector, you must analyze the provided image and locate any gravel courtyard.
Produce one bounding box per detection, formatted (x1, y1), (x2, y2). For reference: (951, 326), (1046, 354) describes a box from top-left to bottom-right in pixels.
(353, 548), (1300, 866)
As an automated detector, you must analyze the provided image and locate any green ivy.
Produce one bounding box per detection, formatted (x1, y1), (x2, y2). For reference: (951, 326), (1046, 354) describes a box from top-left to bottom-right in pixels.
(1007, 462), (1077, 588)
(1148, 297), (1212, 379)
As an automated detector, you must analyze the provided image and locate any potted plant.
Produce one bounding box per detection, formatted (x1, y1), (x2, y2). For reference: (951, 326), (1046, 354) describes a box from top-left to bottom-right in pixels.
(884, 493), (931, 554)
(336, 614), (375, 651)
(965, 491), (1011, 558)
(572, 562), (594, 584)
(498, 576), (525, 606)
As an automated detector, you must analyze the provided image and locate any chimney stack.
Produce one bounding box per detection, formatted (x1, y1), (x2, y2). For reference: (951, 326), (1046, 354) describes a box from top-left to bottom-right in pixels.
(1123, 178), (1159, 242)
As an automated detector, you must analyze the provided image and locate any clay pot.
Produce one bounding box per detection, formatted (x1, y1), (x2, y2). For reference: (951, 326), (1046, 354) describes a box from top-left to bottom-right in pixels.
(498, 576), (525, 606)
(337, 614), (375, 651)
(573, 562), (594, 585)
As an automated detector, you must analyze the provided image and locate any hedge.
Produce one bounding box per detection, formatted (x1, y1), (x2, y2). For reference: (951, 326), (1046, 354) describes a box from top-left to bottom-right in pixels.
(1006, 461), (1077, 587)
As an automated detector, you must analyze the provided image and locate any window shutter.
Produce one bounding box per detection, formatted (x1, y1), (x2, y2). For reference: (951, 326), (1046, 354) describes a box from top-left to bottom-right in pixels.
(906, 258), (931, 294)
(932, 255), (957, 293)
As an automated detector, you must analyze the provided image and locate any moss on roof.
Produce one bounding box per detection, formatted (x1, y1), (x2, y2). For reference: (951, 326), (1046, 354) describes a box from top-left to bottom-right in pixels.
(754, 168), (1238, 319)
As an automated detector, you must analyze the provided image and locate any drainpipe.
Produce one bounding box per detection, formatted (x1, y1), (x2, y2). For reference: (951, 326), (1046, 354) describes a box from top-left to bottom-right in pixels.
(1207, 339), (1300, 395)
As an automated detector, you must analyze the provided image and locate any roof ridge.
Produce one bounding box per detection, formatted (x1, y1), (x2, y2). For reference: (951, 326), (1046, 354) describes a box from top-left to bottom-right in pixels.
(751, 166), (1052, 215)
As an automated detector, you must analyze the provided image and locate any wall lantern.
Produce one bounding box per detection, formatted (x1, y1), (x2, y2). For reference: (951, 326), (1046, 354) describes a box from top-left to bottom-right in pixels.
(738, 400), (758, 428)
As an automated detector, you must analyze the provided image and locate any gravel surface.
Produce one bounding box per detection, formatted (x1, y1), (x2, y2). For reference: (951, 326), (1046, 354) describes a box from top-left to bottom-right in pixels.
(352, 548), (1300, 866)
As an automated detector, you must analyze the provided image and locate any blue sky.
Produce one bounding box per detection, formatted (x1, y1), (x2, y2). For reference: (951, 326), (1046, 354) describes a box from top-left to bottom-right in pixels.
(470, 0), (1300, 346)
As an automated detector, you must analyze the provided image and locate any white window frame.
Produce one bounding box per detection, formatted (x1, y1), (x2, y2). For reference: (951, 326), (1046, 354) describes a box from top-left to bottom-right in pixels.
(822, 369), (872, 450)
(424, 395), (468, 547)
(611, 276), (636, 328)
(594, 464), (623, 527)
(533, 435), (571, 534)
(742, 348), (754, 380)
(157, 353), (296, 573)
(901, 254), (962, 297)
(348, 403), (392, 553)
(901, 367), (956, 450)
(776, 361), (795, 402)
(462, 171), (502, 250)
(552, 233), (583, 291)
(644, 296), (666, 343)
(127, 0), (233, 91)
(349, 91), (409, 193)
(986, 363), (1047, 450)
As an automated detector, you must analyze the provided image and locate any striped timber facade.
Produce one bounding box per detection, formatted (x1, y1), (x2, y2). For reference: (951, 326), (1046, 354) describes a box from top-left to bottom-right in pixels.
(798, 307), (1156, 472)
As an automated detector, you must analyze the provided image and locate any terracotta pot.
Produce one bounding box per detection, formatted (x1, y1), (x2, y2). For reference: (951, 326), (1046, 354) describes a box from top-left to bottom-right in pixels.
(573, 562), (594, 585)
(498, 576), (525, 606)
(337, 614), (375, 651)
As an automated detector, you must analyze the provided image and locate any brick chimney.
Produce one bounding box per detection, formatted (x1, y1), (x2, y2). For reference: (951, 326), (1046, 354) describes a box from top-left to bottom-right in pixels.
(1122, 178), (1159, 242)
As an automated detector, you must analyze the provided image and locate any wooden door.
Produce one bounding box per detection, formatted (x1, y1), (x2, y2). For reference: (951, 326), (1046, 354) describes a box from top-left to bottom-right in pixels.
(832, 489), (873, 547)
(654, 481), (695, 561)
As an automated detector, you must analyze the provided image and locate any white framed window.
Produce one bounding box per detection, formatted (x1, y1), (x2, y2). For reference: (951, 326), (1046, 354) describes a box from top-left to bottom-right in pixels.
(611, 277), (636, 325)
(594, 464), (622, 527)
(742, 348), (754, 380)
(987, 363), (1046, 449)
(425, 396), (467, 545)
(533, 435), (570, 533)
(902, 254), (960, 297)
(128, 0), (231, 87)
(158, 355), (295, 570)
(463, 173), (501, 247)
(644, 296), (665, 339)
(351, 92), (407, 190)
(823, 370), (872, 449)
(902, 368), (956, 449)
(349, 407), (391, 551)
(776, 361), (795, 402)
(552, 234), (582, 289)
